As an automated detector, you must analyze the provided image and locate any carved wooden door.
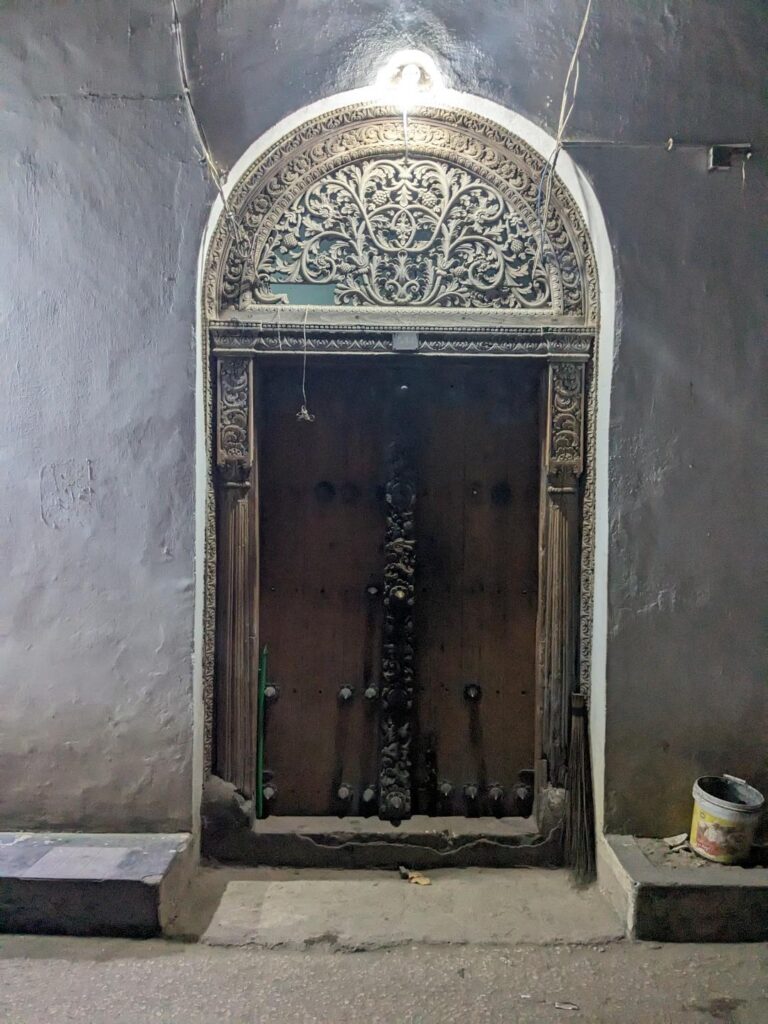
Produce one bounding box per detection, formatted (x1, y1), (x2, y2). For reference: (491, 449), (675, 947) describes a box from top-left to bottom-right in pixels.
(256, 356), (539, 818)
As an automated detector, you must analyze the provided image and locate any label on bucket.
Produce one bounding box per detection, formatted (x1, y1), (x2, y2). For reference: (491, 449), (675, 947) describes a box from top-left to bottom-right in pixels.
(690, 804), (751, 862)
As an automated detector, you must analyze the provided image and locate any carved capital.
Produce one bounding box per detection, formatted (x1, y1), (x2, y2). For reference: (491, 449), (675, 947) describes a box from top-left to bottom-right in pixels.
(216, 357), (253, 472)
(546, 362), (584, 477)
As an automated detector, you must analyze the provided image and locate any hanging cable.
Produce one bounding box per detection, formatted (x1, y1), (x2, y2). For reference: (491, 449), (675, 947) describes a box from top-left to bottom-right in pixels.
(170, 0), (244, 247)
(296, 307), (315, 422)
(533, 0), (593, 275)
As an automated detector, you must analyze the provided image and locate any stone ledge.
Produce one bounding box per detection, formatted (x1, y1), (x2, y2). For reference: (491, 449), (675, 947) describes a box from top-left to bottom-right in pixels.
(0, 832), (193, 937)
(205, 814), (561, 869)
(201, 776), (562, 869)
(599, 834), (768, 943)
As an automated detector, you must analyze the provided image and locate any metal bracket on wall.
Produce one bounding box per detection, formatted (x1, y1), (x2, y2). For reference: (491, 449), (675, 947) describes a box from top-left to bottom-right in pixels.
(708, 143), (753, 171)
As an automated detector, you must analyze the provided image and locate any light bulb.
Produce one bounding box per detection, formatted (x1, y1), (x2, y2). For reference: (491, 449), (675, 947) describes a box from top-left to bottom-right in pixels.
(374, 49), (442, 111)
(394, 63), (424, 112)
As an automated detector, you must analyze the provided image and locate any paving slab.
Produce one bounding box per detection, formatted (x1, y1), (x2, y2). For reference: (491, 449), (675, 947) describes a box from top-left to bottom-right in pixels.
(0, 832), (193, 937)
(202, 867), (624, 950)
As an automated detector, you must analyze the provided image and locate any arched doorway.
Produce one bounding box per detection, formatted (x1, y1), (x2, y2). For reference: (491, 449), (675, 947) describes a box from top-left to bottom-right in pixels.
(198, 95), (603, 852)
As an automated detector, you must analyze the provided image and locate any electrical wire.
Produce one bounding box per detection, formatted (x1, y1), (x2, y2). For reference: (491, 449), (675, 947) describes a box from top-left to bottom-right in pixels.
(533, 0), (593, 275)
(296, 307), (315, 422)
(170, 0), (243, 247)
(288, 824), (561, 855)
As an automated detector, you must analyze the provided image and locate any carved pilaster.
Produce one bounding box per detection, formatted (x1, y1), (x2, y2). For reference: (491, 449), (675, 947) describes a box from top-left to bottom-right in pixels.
(217, 358), (253, 468)
(214, 357), (257, 798)
(378, 443), (416, 822)
(537, 362), (585, 791)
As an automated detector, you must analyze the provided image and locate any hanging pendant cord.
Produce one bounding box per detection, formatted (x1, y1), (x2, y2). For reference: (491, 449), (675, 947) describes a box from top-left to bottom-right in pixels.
(296, 307), (315, 422)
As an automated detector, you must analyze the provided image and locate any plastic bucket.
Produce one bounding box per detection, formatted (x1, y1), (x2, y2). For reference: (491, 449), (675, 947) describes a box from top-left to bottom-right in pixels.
(690, 775), (764, 864)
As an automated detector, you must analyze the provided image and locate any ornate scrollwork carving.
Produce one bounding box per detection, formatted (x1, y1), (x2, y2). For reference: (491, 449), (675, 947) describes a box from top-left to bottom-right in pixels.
(548, 362), (584, 474)
(216, 358), (252, 468)
(257, 158), (551, 309)
(204, 105), (597, 326)
(379, 443), (416, 821)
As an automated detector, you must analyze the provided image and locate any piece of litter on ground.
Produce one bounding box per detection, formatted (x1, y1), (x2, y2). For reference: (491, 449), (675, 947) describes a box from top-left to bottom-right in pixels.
(520, 994), (531, 1000)
(555, 1002), (580, 1011)
(663, 833), (689, 849)
(398, 866), (431, 885)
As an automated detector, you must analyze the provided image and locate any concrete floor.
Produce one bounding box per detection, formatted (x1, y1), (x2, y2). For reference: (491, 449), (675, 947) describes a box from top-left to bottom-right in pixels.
(0, 867), (766, 1022)
(1, 936), (766, 1023)
(201, 868), (624, 949)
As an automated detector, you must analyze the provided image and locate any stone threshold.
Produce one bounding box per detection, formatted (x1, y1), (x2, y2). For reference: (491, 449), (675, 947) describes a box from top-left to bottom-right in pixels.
(205, 814), (561, 869)
(0, 832), (194, 937)
(201, 868), (624, 950)
(599, 834), (768, 942)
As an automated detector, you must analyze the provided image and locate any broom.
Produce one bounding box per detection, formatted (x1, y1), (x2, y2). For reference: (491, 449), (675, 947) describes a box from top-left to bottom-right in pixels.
(564, 692), (596, 884)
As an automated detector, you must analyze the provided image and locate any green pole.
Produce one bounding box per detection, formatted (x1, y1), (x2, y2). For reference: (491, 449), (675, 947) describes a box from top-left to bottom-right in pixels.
(256, 645), (268, 819)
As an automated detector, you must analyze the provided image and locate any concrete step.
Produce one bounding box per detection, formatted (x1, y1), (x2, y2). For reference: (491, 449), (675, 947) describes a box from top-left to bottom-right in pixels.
(201, 868), (624, 950)
(0, 832), (193, 937)
(600, 834), (768, 942)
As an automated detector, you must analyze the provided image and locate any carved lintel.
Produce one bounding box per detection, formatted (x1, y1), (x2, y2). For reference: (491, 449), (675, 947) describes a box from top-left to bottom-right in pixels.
(378, 443), (416, 821)
(216, 357), (253, 471)
(546, 362), (585, 477)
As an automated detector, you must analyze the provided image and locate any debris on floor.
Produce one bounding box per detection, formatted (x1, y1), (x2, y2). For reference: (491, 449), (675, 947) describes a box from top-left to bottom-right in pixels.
(662, 833), (689, 850)
(398, 865), (432, 885)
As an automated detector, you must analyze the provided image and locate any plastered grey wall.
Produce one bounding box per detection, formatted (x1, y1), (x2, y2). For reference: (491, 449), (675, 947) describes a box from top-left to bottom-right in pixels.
(0, 1), (207, 830)
(1, 0), (765, 835)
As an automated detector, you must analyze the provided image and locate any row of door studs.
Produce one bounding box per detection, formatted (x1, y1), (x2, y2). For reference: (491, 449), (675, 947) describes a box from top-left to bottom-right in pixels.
(259, 781), (521, 808)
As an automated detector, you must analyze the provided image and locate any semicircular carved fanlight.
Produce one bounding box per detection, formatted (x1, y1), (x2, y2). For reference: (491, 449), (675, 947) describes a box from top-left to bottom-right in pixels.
(206, 105), (597, 326)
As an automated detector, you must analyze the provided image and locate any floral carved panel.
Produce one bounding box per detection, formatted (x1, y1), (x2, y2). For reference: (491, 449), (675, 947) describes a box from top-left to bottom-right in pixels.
(204, 105), (598, 326)
(258, 158), (551, 309)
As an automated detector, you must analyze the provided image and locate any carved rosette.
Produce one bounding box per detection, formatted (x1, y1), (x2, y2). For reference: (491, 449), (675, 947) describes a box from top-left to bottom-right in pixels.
(379, 443), (416, 821)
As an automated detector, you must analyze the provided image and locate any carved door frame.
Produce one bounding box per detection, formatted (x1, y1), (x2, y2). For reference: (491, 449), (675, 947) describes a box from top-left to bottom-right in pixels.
(210, 325), (591, 829)
(200, 103), (599, 833)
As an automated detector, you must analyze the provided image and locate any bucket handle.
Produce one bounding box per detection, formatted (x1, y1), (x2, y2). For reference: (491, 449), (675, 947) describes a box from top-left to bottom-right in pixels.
(723, 774), (747, 786)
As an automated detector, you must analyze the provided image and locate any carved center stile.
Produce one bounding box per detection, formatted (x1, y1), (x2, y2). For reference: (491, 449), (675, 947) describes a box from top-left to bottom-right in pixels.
(379, 442), (417, 821)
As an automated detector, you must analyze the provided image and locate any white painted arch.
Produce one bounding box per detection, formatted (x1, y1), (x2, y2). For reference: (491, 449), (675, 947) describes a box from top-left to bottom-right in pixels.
(193, 77), (616, 837)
